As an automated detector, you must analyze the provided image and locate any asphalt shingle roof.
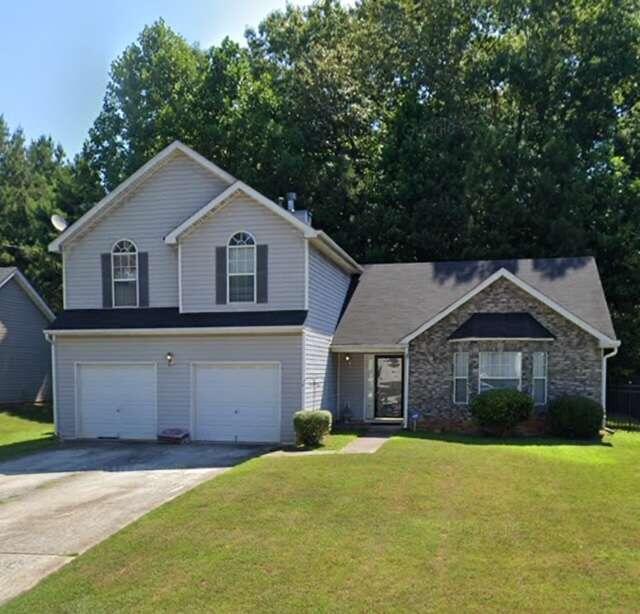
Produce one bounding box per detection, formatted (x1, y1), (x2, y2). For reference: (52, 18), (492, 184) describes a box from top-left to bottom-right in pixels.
(448, 312), (555, 340)
(49, 308), (308, 330)
(0, 267), (17, 286)
(333, 257), (616, 346)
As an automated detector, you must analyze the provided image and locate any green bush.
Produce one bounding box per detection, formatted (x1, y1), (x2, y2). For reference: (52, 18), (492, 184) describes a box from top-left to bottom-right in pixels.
(293, 410), (333, 447)
(547, 396), (603, 439)
(470, 389), (533, 436)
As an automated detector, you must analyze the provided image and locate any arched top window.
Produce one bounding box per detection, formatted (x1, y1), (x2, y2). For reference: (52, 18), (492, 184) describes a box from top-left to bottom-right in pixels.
(112, 239), (138, 307)
(227, 232), (256, 303)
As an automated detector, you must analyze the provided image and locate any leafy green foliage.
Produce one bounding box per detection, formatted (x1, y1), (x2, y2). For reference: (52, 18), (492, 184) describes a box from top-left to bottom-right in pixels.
(0, 118), (103, 312)
(471, 389), (533, 435)
(548, 396), (604, 439)
(3, 2), (640, 377)
(293, 410), (332, 447)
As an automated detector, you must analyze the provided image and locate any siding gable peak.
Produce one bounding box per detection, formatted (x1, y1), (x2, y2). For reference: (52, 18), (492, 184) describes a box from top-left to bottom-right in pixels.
(49, 141), (235, 253)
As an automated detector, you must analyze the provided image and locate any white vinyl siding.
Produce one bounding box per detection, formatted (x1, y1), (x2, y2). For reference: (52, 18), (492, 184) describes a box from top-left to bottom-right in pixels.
(180, 195), (306, 312)
(453, 352), (469, 404)
(532, 352), (548, 405)
(479, 351), (522, 393)
(307, 247), (351, 335)
(0, 278), (51, 403)
(303, 330), (336, 412)
(64, 152), (230, 309)
(53, 334), (303, 443)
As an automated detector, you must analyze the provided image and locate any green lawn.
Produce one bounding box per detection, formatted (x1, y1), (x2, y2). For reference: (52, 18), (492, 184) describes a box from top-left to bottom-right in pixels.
(7, 431), (640, 612)
(289, 427), (364, 452)
(0, 404), (56, 462)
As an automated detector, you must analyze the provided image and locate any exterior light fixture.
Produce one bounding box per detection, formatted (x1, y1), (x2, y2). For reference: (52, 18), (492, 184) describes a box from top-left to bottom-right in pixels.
(166, 352), (175, 366)
(344, 354), (351, 363)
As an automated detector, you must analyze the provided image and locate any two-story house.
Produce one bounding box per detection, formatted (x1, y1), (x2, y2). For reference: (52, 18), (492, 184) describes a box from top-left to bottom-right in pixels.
(46, 142), (620, 443)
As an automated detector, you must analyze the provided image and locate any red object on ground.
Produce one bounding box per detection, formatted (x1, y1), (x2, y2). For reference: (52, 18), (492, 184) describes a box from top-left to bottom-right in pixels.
(157, 428), (191, 444)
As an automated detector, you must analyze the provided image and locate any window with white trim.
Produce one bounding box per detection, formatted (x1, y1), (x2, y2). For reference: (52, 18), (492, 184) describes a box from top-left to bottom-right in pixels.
(479, 351), (522, 392)
(228, 232), (256, 303)
(453, 352), (469, 404)
(112, 239), (138, 307)
(532, 352), (547, 405)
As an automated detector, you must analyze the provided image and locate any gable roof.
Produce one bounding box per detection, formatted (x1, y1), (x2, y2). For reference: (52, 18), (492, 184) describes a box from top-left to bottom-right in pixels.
(164, 180), (316, 242)
(0, 268), (55, 321)
(49, 141), (235, 253)
(333, 257), (618, 349)
(164, 180), (362, 274)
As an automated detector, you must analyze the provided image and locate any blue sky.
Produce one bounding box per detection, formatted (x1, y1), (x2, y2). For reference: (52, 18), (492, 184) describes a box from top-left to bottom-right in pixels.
(0, 0), (312, 157)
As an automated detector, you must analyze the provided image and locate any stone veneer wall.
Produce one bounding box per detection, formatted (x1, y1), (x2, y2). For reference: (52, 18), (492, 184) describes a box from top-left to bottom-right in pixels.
(408, 278), (603, 432)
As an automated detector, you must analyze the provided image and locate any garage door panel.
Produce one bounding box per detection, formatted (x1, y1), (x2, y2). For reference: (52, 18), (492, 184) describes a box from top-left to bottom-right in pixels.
(194, 363), (280, 443)
(78, 364), (156, 440)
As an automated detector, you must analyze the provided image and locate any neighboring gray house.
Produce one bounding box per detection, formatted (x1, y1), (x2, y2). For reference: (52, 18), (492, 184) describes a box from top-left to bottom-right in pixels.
(0, 268), (55, 403)
(45, 141), (619, 442)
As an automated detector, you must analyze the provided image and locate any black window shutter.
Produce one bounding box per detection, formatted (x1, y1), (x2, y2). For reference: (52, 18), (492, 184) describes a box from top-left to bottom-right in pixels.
(215, 246), (227, 304)
(101, 253), (112, 308)
(256, 245), (268, 303)
(138, 252), (149, 307)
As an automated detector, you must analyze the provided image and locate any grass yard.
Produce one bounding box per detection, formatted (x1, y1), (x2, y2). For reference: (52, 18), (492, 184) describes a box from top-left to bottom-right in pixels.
(6, 431), (640, 612)
(289, 427), (364, 452)
(0, 404), (56, 462)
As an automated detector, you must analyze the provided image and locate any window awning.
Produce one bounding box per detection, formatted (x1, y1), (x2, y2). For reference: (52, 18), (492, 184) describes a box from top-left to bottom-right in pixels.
(448, 313), (555, 341)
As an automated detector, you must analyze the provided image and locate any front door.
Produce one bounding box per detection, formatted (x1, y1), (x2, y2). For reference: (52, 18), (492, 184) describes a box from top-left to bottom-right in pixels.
(374, 356), (404, 419)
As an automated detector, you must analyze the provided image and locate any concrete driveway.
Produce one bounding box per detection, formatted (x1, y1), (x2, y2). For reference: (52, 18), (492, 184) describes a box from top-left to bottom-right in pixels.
(0, 442), (265, 605)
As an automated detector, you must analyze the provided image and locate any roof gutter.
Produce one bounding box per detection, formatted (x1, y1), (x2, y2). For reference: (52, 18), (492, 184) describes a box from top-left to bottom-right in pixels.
(602, 344), (619, 424)
(309, 232), (362, 274)
(45, 325), (304, 337)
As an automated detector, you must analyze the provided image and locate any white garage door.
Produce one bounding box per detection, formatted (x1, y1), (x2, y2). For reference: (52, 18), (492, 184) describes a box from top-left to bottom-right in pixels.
(77, 363), (157, 439)
(193, 362), (281, 443)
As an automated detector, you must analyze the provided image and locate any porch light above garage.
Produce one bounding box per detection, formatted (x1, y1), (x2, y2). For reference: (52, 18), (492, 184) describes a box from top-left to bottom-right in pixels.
(448, 313), (555, 341)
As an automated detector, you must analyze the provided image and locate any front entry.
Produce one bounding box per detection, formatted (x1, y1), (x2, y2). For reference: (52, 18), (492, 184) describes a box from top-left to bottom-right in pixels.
(374, 356), (404, 419)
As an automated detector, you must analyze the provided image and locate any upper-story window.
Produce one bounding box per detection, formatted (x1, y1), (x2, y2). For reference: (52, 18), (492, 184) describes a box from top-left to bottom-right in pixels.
(112, 239), (138, 307)
(227, 232), (256, 303)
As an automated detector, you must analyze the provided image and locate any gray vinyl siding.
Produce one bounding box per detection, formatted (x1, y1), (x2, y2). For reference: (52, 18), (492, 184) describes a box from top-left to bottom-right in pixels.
(64, 152), (230, 309)
(53, 333), (303, 443)
(303, 330), (336, 412)
(0, 279), (51, 402)
(307, 246), (351, 335)
(336, 352), (365, 420)
(180, 195), (306, 312)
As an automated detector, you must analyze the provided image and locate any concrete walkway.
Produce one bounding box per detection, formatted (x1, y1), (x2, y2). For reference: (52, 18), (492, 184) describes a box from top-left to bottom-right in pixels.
(270, 429), (395, 457)
(0, 442), (264, 605)
(340, 434), (390, 454)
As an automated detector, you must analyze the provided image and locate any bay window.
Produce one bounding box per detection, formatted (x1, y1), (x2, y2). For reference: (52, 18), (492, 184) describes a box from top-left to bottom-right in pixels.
(479, 351), (522, 392)
(532, 352), (548, 405)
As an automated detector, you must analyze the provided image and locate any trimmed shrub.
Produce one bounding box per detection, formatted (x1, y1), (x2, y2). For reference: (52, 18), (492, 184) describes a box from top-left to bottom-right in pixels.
(470, 389), (533, 436)
(293, 410), (332, 447)
(547, 396), (603, 439)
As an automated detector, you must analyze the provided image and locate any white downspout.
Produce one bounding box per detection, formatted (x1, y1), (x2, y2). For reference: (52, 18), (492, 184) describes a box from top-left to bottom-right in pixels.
(403, 345), (410, 429)
(602, 344), (619, 426)
(44, 332), (58, 437)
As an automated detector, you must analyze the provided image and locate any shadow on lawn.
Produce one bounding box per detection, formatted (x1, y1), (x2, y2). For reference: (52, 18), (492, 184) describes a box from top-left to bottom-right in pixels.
(396, 431), (613, 447)
(1, 403), (53, 424)
(0, 434), (58, 462)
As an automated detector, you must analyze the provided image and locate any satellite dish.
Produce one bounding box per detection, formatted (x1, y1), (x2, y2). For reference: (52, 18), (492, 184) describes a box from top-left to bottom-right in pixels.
(51, 214), (68, 232)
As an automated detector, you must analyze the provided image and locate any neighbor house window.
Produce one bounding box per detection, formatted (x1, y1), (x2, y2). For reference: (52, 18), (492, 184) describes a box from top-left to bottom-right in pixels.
(228, 231), (256, 303)
(532, 352), (547, 405)
(111, 239), (138, 307)
(479, 351), (522, 393)
(453, 352), (469, 404)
